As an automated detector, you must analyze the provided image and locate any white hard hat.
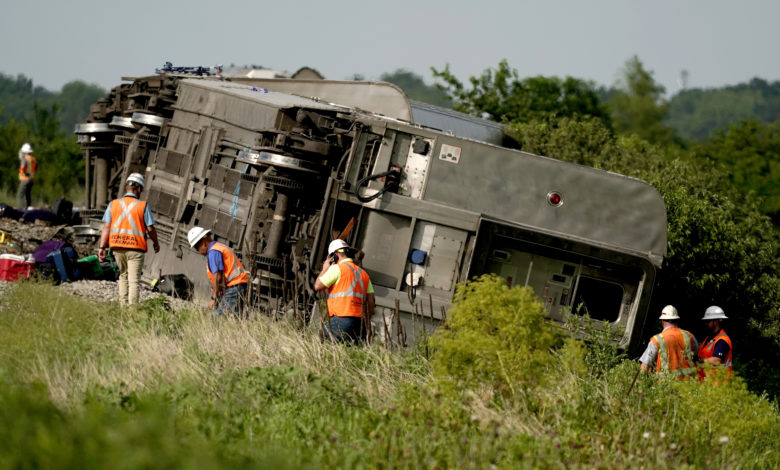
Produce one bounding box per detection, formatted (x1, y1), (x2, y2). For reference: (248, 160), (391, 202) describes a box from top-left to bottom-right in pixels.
(702, 305), (728, 321)
(188, 226), (210, 248)
(659, 305), (680, 320)
(126, 172), (145, 189)
(327, 239), (350, 256)
(20, 143), (33, 154)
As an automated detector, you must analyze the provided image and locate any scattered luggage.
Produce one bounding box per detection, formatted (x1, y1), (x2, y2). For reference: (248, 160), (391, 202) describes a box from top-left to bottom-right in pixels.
(0, 204), (22, 220)
(77, 251), (119, 281)
(32, 240), (67, 264)
(0, 254), (35, 281)
(152, 274), (194, 300)
(22, 209), (58, 225)
(45, 246), (81, 283)
(77, 254), (103, 279)
(54, 198), (74, 224)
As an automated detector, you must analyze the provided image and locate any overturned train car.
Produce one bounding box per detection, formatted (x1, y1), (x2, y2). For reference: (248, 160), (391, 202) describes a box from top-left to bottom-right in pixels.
(75, 73), (667, 352)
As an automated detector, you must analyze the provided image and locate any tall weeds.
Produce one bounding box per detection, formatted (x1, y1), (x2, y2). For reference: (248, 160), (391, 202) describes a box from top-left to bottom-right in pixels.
(0, 279), (777, 469)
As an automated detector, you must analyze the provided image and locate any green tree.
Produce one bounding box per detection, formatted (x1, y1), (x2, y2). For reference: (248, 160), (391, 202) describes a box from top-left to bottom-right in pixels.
(0, 73), (52, 124)
(667, 78), (780, 141)
(606, 56), (677, 145)
(52, 81), (106, 134)
(380, 69), (452, 107)
(0, 72), (105, 134)
(432, 59), (611, 126)
(0, 104), (83, 206)
(692, 119), (780, 223)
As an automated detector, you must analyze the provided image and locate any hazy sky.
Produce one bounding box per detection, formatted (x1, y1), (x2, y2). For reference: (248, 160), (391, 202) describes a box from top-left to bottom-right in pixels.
(2, 0), (779, 96)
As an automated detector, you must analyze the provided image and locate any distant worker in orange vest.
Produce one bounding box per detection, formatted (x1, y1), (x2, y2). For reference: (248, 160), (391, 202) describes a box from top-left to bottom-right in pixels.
(314, 239), (375, 344)
(697, 305), (733, 383)
(188, 226), (249, 317)
(17, 142), (37, 209)
(98, 173), (160, 305)
(639, 305), (699, 379)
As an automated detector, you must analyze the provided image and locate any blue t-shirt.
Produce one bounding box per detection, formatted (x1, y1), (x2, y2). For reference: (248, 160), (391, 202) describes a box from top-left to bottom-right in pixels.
(711, 338), (731, 360)
(102, 193), (155, 226)
(207, 241), (224, 274)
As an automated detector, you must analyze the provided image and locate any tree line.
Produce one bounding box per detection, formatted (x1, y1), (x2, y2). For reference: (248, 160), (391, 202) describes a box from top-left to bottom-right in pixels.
(0, 73), (104, 205)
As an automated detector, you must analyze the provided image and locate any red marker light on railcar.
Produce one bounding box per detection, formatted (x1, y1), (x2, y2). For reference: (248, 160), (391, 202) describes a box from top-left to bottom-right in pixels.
(547, 191), (563, 206)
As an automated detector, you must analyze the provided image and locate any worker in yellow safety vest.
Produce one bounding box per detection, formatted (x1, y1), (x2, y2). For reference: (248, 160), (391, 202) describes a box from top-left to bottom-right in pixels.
(98, 173), (160, 305)
(17, 142), (37, 209)
(188, 226), (249, 317)
(639, 305), (699, 379)
(314, 239), (375, 344)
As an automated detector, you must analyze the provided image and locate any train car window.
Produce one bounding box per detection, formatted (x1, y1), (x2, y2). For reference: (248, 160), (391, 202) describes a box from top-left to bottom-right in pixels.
(572, 276), (624, 322)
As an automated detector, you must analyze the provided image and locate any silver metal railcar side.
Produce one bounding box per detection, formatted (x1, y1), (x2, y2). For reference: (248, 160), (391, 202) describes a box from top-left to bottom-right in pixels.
(75, 74), (666, 352)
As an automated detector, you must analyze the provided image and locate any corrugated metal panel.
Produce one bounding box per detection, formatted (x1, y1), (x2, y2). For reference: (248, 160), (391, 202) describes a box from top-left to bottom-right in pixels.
(410, 101), (505, 145)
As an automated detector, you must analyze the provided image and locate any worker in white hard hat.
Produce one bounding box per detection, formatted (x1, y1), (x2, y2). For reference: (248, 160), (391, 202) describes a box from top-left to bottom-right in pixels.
(314, 239), (375, 344)
(188, 226), (249, 316)
(98, 173), (160, 305)
(16, 142), (37, 209)
(697, 305), (732, 382)
(639, 305), (699, 379)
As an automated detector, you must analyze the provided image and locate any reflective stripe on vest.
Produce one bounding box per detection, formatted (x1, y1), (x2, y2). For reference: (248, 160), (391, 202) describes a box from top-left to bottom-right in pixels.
(108, 197), (147, 251)
(19, 155), (37, 181)
(697, 330), (733, 381)
(326, 261), (369, 318)
(206, 242), (249, 288)
(652, 327), (696, 378)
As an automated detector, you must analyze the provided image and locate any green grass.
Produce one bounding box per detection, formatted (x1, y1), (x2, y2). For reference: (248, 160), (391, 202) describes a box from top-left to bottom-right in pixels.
(0, 279), (778, 469)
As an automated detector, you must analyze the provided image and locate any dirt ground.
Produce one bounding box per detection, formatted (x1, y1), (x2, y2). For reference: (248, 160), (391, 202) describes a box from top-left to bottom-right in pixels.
(0, 217), (97, 259)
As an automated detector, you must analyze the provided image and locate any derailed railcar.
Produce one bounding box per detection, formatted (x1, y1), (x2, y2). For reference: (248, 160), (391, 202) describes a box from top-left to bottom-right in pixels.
(76, 72), (666, 352)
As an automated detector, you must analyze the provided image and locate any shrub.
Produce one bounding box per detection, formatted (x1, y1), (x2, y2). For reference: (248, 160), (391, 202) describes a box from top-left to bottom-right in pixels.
(429, 274), (561, 394)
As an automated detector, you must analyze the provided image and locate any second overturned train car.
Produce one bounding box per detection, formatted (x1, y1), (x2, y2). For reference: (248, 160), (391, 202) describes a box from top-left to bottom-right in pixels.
(75, 71), (667, 352)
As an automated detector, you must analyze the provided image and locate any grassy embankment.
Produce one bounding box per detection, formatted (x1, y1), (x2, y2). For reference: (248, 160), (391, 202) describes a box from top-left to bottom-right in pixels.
(0, 278), (777, 469)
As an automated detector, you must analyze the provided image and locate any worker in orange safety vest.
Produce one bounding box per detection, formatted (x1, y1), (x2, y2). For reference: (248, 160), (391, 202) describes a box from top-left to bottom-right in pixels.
(697, 305), (733, 383)
(314, 239), (375, 344)
(639, 305), (699, 379)
(17, 142), (37, 208)
(98, 173), (160, 305)
(188, 226), (249, 317)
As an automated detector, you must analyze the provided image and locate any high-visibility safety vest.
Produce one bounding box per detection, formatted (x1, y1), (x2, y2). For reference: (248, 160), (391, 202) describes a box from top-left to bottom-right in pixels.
(108, 196), (148, 251)
(697, 329), (733, 382)
(327, 260), (370, 318)
(19, 155), (37, 181)
(206, 242), (249, 288)
(650, 327), (697, 379)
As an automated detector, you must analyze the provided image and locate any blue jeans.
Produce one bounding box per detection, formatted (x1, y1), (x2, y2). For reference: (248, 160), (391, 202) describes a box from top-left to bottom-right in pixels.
(321, 316), (365, 345)
(215, 283), (247, 317)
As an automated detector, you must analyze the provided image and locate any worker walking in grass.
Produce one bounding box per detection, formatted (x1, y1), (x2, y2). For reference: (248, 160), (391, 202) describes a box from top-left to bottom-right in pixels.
(17, 142), (37, 209)
(188, 226), (249, 317)
(697, 305), (733, 383)
(98, 173), (160, 305)
(314, 239), (375, 344)
(639, 305), (699, 379)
